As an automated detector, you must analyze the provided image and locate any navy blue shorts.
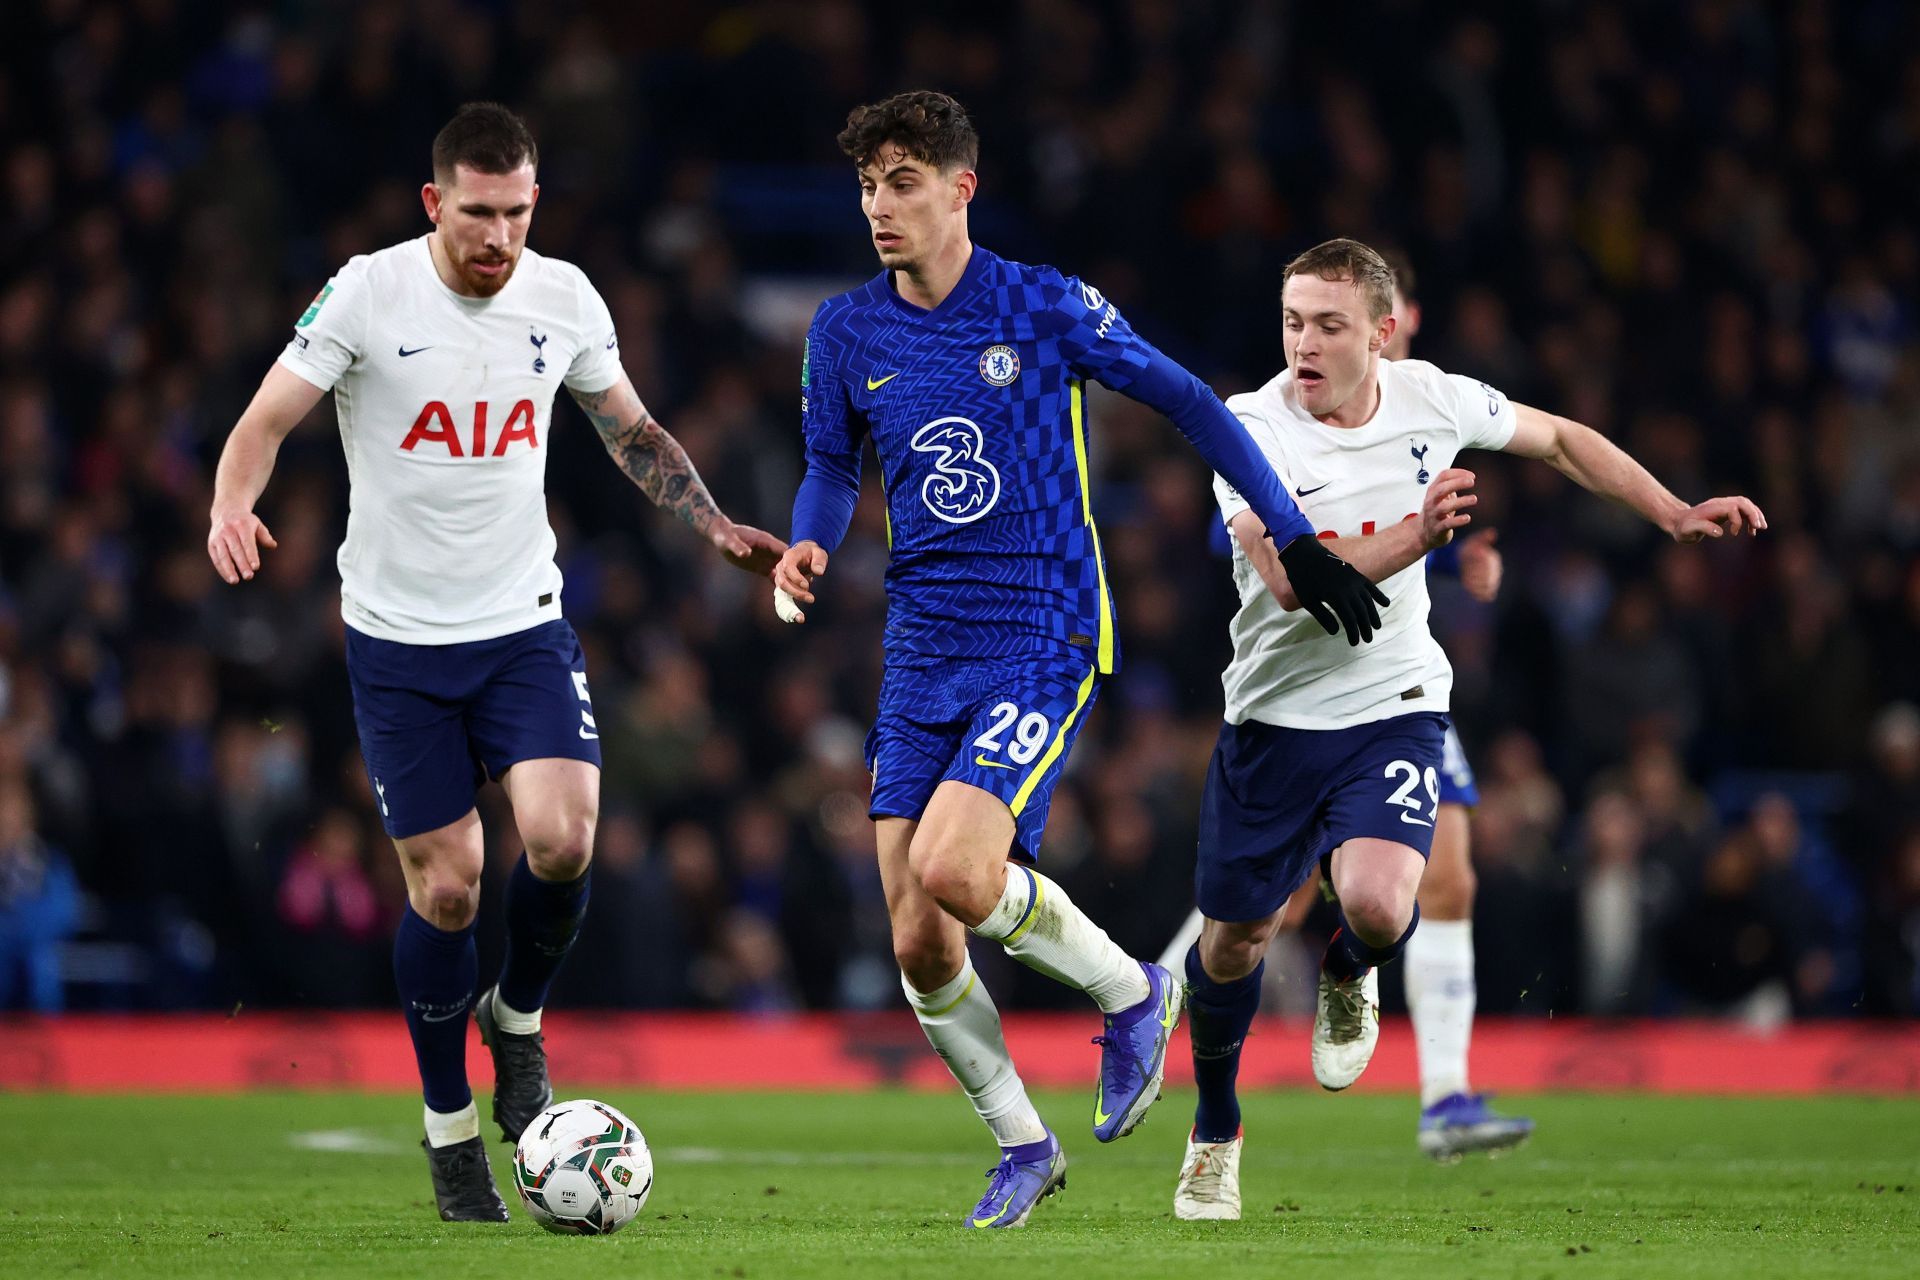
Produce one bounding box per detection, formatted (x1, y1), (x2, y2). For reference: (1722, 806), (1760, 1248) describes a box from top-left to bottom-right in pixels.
(1196, 712), (1449, 922)
(867, 653), (1101, 862)
(345, 620), (601, 839)
(1438, 722), (1480, 807)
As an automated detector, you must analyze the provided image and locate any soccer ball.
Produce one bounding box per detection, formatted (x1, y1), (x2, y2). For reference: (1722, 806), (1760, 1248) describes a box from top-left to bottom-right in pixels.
(511, 1098), (653, 1235)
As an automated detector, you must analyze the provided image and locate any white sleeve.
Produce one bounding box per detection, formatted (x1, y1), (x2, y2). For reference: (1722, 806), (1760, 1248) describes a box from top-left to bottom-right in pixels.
(275, 258), (372, 391)
(1213, 470), (1251, 526)
(564, 271), (623, 394)
(1449, 372), (1518, 451)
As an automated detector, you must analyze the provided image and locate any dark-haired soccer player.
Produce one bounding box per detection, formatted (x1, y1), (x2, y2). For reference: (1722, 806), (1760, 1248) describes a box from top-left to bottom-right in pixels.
(772, 91), (1386, 1229)
(1171, 238), (1763, 1219)
(208, 103), (783, 1221)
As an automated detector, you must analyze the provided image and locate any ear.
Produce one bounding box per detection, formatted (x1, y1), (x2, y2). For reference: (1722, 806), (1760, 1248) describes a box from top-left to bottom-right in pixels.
(953, 168), (977, 208)
(422, 182), (443, 226)
(1370, 313), (1398, 352)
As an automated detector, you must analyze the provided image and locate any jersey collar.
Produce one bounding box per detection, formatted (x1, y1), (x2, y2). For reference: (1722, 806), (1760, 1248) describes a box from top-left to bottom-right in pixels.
(879, 243), (991, 323)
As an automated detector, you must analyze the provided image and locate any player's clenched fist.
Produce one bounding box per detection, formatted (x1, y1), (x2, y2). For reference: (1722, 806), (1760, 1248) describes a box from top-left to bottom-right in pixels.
(207, 507), (278, 584)
(772, 540), (828, 624)
(1418, 467), (1477, 550)
(1457, 529), (1502, 603)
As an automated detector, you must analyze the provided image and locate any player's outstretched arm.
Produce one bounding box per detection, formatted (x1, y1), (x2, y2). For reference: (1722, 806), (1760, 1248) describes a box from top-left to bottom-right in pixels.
(1231, 467), (1477, 611)
(208, 363), (326, 584)
(572, 376), (785, 575)
(1503, 404), (1767, 541)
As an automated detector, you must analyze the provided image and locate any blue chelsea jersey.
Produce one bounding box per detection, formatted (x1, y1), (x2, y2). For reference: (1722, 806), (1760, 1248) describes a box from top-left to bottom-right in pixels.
(792, 245), (1314, 671)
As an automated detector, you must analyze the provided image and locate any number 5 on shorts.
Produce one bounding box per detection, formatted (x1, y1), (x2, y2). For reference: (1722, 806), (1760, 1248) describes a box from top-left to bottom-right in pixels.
(572, 670), (598, 740)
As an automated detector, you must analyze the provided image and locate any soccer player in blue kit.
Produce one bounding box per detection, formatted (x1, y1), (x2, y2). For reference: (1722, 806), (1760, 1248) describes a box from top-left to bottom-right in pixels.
(772, 92), (1387, 1229)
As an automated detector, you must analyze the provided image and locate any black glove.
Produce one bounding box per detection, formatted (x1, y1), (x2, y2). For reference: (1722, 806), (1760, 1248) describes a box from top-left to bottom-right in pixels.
(1275, 533), (1390, 645)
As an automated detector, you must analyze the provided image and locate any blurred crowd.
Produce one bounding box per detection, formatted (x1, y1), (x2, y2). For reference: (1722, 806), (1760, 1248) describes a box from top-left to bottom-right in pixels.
(3, 1), (1919, 1022)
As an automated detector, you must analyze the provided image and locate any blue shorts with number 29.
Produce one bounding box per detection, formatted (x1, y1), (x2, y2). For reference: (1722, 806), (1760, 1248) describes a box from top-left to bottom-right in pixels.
(867, 652), (1101, 862)
(1196, 711), (1449, 923)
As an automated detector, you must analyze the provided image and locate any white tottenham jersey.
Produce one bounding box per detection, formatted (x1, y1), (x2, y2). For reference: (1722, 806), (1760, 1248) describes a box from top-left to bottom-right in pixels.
(1213, 358), (1517, 730)
(276, 236), (622, 644)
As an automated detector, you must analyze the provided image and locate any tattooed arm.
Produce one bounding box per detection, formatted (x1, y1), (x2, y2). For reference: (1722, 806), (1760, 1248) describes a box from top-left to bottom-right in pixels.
(571, 375), (786, 574)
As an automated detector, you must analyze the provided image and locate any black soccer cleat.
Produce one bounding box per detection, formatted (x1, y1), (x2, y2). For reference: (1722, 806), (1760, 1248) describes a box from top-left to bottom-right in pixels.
(422, 1135), (510, 1222)
(474, 984), (554, 1144)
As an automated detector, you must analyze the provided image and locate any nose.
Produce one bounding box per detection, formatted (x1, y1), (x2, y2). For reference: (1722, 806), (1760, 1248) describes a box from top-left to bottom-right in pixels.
(487, 216), (509, 248)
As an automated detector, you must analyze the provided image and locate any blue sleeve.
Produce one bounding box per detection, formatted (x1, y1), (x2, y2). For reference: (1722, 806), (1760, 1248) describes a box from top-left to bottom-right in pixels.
(790, 309), (865, 552)
(1426, 540), (1461, 578)
(1046, 274), (1315, 546)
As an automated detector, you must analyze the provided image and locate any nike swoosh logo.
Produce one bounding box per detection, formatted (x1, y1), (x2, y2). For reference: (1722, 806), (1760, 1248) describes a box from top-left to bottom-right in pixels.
(974, 755), (1016, 771)
(398, 345), (432, 357)
(417, 1006), (468, 1023)
(1294, 482), (1330, 497)
(1093, 1082), (1111, 1128)
(1158, 983), (1178, 1032)
(866, 372), (900, 390)
(1399, 812), (1433, 827)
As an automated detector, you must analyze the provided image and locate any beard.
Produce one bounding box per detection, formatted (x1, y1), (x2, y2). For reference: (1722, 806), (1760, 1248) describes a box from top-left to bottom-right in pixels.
(455, 248), (518, 296)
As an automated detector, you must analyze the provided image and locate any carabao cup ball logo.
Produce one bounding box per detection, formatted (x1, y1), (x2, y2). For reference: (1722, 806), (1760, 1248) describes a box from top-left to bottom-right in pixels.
(978, 344), (1020, 387)
(911, 416), (1002, 524)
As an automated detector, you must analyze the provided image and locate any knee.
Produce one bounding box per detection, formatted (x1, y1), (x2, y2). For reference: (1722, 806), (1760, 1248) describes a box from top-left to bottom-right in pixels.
(1198, 929), (1270, 983)
(1417, 859), (1476, 921)
(893, 920), (964, 993)
(524, 811), (597, 881)
(908, 839), (994, 923)
(1342, 888), (1414, 949)
(415, 871), (480, 931)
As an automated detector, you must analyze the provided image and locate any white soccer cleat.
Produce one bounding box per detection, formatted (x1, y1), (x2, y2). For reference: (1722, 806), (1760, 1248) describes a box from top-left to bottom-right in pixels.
(1174, 1130), (1243, 1221)
(1312, 966), (1380, 1091)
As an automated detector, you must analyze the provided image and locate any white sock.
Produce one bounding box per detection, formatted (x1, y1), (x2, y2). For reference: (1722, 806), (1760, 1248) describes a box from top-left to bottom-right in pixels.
(492, 988), (541, 1035)
(972, 864), (1151, 1014)
(424, 1101), (480, 1148)
(902, 958), (1047, 1148)
(1404, 918), (1475, 1107)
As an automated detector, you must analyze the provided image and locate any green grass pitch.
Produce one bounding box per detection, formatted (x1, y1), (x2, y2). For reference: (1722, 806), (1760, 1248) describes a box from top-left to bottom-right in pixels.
(2, 1089), (1916, 1278)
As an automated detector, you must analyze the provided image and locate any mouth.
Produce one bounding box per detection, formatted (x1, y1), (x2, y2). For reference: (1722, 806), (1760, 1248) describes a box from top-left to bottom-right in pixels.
(1296, 368), (1325, 390)
(471, 258), (509, 276)
(873, 231), (903, 252)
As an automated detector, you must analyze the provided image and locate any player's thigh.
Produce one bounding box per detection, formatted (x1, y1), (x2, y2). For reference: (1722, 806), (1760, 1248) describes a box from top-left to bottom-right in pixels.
(1318, 712), (1449, 938)
(501, 756), (601, 878)
(1197, 909), (1287, 983)
(1328, 837), (1428, 941)
(942, 658), (1102, 862)
(876, 814), (967, 987)
(1418, 803), (1476, 920)
(392, 808), (486, 926)
(466, 620), (602, 798)
(907, 779), (1018, 917)
(344, 626), (485, 840)
(1194, 719), (1329, 925)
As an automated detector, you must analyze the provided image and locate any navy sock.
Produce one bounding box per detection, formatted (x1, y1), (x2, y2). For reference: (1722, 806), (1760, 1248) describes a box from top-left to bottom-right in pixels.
(394, 905), (477, 1113)
(1186, 943), (1262, 1143)
(1323, 902), (1421, 983)
(497, 853), (591, 1016)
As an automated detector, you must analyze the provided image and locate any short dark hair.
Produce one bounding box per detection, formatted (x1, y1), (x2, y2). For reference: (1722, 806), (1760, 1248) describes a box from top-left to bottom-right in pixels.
(431, 102), (538, 184)
(1282, 238), (1396, 322)
(837, 90), (978, 173)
